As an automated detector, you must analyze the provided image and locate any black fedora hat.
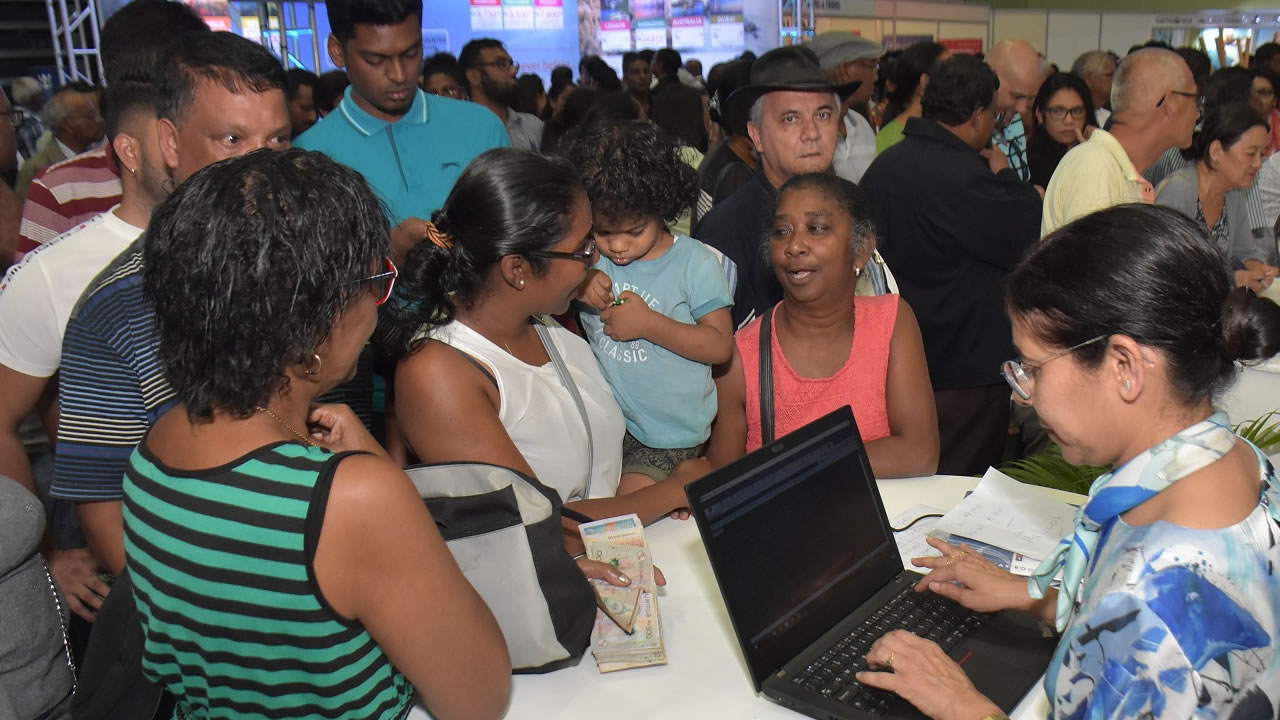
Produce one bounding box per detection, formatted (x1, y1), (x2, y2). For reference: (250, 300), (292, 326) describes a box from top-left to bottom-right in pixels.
(725, 45), (862, 126)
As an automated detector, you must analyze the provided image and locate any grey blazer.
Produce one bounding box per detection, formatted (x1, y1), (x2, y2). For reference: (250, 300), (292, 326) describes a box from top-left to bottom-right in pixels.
(1155, 164), (1273, 269)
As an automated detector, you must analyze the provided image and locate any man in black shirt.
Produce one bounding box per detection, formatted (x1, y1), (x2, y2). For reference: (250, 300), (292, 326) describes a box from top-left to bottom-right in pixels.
(693, 47), (855, 329)
(861, 54), (1041, 475)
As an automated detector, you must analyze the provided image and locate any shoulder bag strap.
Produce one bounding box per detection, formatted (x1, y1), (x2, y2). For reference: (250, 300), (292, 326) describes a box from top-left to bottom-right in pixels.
(533, 318), (594, 499)
(759, 305), (775, 445)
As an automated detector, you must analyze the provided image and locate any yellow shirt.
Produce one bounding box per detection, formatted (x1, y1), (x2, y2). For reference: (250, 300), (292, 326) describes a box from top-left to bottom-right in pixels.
(1040, 129), (1155, 238)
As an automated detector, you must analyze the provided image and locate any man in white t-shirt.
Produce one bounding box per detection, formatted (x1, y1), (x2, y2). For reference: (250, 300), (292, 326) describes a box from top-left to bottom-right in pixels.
(809, 31), (882, 183)
(0, 72), (161, 620)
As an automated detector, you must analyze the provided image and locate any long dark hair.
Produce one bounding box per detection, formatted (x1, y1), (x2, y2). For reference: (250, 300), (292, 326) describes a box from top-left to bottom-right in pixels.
(1008, 204), (1280, 406)
(1028, 72), (1097, 157)
(384, 149), (585, 356)
(882, 42), (947, 126)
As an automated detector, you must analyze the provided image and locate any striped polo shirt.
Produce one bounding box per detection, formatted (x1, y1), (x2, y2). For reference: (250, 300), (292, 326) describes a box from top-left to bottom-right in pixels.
(123, 441), (412, 719)
(51, 238), (374, 502)
(16, 144), (122, 260)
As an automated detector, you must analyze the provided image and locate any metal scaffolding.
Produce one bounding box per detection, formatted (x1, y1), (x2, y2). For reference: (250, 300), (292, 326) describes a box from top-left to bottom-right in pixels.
(45, 0), (104, 85)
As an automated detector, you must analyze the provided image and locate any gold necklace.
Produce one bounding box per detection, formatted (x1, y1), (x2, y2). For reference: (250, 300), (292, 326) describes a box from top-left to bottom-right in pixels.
(254, 405), (319, 447)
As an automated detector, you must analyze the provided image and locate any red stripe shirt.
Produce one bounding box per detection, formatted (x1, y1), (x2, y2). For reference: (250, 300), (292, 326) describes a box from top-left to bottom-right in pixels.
(16, 145), (122, 261)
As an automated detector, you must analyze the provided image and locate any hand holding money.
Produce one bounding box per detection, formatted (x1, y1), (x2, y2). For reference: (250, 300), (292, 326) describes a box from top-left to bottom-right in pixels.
(579, 514), (668, 672)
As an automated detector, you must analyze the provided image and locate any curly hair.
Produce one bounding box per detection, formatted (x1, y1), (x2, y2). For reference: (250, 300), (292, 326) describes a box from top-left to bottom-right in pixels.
(380, 148), (585, 357)
(563, 120), (698, 226)
(143, 149), (389, 420)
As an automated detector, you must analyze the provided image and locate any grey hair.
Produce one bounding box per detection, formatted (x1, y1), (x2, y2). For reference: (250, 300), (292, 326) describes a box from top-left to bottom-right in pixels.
(1071, 50), (1112, 79)
(748, 90), (843, 128)
(1110, 48), (1186, 115)
(42, 88), (85, 130)
(12, 77), (43, 107)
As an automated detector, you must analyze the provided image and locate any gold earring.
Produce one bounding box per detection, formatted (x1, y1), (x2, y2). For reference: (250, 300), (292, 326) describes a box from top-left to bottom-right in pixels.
(305, 353), (322, 376)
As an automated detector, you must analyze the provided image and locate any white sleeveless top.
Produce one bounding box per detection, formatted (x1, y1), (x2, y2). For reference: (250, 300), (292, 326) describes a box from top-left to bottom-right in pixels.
(426, 319), (625, 503)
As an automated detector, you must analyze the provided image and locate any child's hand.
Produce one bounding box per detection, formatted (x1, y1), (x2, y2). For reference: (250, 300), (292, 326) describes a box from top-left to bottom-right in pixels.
(600, 291), (652, 341)
(577, 269), (614, 310)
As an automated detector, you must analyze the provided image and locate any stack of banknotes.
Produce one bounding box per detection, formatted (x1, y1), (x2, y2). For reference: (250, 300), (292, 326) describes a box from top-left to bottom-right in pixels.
(578, 514), (667, 672)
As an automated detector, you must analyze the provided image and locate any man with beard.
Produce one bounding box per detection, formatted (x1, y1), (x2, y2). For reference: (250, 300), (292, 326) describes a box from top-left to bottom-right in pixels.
(460, 38), (543, 152)
(296, 0), (508, 262)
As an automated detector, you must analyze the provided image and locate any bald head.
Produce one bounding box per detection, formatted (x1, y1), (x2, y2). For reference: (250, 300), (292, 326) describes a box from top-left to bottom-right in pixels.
(986, 39), (1042, 117)
(1111, 48), (1191, 115)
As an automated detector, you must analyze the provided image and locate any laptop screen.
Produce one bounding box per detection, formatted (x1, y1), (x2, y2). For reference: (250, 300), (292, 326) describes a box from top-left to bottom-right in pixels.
(688, 407), (904, 690)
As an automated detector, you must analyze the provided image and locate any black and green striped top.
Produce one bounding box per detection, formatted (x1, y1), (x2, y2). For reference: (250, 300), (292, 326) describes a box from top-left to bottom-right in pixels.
(123, 440), (413, 720)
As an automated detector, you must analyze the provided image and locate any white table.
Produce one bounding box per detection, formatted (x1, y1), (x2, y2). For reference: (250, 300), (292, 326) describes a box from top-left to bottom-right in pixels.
(410, 475), (1084, 720)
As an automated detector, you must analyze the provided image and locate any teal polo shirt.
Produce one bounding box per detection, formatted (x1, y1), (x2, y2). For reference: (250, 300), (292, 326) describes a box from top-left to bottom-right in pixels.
(295, 86), (509, 225)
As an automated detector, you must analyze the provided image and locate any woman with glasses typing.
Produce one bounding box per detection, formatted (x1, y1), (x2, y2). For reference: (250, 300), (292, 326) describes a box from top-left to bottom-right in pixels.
(387, 148), (708, 529)
(1156, 102), (1279, 291)
(1026, 73), (1097, 188)
(855, 204), (1280, 720)
(129, 150), (510, 720)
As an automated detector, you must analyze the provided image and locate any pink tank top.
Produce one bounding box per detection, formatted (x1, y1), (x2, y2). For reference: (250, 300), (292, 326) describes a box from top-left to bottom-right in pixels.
(739, 295), (898, 452)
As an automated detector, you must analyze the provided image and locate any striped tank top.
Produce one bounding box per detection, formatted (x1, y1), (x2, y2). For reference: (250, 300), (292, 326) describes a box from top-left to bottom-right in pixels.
(122, 440), (413, 720)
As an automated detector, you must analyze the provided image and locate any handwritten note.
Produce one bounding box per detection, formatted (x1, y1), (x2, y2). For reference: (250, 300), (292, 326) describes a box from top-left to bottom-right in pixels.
(934, 468), (1078, 561)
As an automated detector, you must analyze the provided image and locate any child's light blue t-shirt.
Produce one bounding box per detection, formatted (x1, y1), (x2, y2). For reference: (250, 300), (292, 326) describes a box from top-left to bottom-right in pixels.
(578, 235), (733, 448)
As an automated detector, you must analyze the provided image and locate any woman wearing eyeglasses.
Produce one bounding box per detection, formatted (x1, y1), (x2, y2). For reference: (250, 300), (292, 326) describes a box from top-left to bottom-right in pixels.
(855, 204), (1280, 720)
(130, 150), (511, 719)
(387, 148), (708, 529)
(1156, 102), (1278, 292)
(1027, 72), (1097, 188)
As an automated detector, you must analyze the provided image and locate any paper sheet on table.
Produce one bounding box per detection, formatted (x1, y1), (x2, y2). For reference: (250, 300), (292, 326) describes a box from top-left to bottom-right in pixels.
(934, 467), (1078, 561)
(890, 504), (1044, 577)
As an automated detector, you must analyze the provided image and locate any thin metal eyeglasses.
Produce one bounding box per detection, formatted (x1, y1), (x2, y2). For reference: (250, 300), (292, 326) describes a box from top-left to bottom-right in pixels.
(526, 236), (597, 264)
(354, 257), (398, 305)
(1001, 335), (1108, 401)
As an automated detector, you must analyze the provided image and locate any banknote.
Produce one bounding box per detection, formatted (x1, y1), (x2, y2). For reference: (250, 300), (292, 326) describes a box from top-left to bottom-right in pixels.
(579, 514), (667, 671)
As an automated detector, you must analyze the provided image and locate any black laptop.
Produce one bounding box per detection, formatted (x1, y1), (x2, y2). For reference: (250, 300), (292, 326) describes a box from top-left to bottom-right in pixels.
(685, 406), (1056, 719)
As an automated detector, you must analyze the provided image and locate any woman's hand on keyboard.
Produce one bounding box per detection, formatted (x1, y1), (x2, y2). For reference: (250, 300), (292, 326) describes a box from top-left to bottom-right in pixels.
(857, 630), (1002, 720)
(910, 537), (1032, 615)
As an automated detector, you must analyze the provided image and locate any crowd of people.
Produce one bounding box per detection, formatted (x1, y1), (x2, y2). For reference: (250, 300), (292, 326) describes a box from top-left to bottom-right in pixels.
(1, 0), (1280, 718)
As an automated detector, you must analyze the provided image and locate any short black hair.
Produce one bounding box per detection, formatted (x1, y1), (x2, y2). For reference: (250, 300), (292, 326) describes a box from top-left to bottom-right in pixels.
(458, 38), (505, 94)
(1176, 47), (1212, 92)
(284, 68), (319, 102)
(638, 49), (656, 64)
(1256, 43), (1280, 70)
(1187, 102), (1269, 167)
(385, 149), (585, 354)
(314, 69), (350, 112)
(623, 52), (645, 70)
(551, 65), (574, 86)
(921, 53), (998, 127)
(1203, 66), (1254, 110)
(566, 120), (697, 227)
(156, 31), (286, 124)
(654, 48), (682, 76)
(581, 56), (622, 92)
(515, 73), (545, 115)
(326, 0), (422, 45)
(100, 0), (209, 83)
(1009, 204), (1280, 406)
(144, 149), (389, 420)
(423, 51), (462, 82)
(543, 89), (640, 152)
(105, 75), (156, 142)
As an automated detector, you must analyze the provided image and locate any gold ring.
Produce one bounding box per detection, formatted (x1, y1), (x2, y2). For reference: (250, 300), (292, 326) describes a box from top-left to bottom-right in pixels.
(885, 652), (895, 669)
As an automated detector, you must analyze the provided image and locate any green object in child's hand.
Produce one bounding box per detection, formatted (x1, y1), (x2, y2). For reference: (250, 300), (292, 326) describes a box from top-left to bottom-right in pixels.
(612, 297), (626, 306)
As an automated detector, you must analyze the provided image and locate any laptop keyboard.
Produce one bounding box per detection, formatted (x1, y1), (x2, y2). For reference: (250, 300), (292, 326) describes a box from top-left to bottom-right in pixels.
(789, 585), (990, 715)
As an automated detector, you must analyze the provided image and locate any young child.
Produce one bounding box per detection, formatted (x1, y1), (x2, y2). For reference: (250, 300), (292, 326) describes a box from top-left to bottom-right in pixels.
(565, 121), (734, 491)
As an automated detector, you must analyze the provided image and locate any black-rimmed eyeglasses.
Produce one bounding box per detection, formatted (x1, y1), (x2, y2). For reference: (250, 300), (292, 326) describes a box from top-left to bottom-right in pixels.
(526, 237), (597, 264)
(1156, 90), (1205, 114)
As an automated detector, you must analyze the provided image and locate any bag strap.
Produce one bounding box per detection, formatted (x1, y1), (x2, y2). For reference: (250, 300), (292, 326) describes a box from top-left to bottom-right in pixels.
(435, 339), (500, 390)
(759, 305), (775, 445)
(533, 318), (594, 499)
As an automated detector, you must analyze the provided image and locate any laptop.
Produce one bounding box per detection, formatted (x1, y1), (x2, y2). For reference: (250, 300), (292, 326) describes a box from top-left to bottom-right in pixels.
(685, 406), (1056, 719)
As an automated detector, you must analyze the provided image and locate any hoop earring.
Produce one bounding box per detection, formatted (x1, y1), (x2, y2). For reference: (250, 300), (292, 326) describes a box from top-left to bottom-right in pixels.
(304, 354), (323, 376)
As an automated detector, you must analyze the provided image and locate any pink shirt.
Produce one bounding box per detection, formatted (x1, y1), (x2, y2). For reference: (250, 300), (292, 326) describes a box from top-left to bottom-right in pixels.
(738, 294), (898, 452)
